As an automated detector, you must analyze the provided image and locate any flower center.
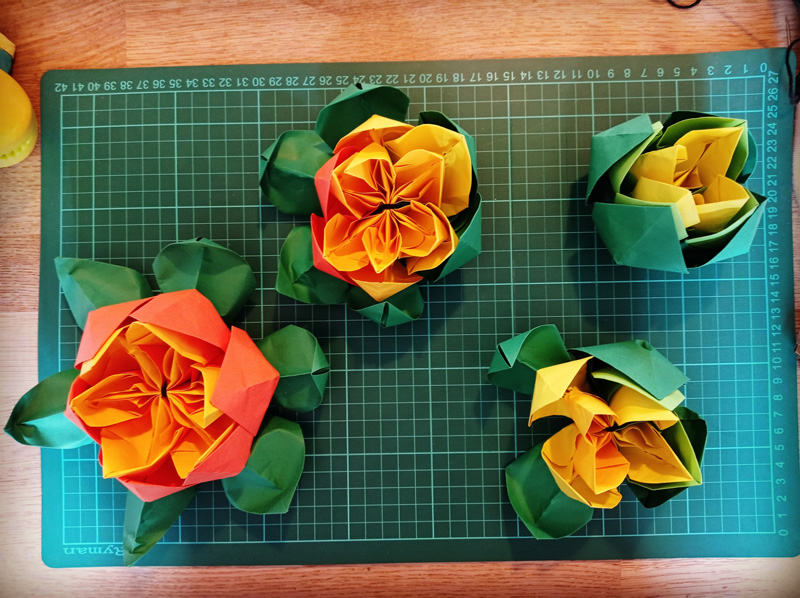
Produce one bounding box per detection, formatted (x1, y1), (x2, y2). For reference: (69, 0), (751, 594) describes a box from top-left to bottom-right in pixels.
(372, 200), (410, 215)
(160, 382), (169, 398)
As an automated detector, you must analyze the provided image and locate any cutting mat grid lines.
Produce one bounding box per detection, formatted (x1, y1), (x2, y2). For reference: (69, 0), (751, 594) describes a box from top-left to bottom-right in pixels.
(39, 51), (797, 566)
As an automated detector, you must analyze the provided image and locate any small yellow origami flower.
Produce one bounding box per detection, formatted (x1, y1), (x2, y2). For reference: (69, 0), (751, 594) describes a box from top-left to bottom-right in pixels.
(628, 126), (750, 235)
(531, 358), (693, 508)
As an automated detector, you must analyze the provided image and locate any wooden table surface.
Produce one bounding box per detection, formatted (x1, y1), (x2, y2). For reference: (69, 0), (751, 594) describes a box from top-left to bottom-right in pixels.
(1, 0), (799, 596)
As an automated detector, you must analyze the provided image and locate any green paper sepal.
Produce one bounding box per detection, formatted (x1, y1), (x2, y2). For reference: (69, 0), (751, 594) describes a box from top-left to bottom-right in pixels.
(55, 257), (152, 329)
(424, 194), (482, 282)
(505, 443), (595, 539)
(591, 202), (689, 273)
(315, 84), (410, 148)
(487, 325), (572, 395)
(586, 114), (657, 202)
(260, 129), (332, 216)
(222, 416), (305, 515)
(123, 487), (198, 566)
(153, 238), (256, 321)
(575, 339), (688, 400)
(627, 406), (707, 508)
(347, 284), (424, 328)
(275, 225), (351, 305)
(256, 325), (329, 413)
(4, 368), (91, 448)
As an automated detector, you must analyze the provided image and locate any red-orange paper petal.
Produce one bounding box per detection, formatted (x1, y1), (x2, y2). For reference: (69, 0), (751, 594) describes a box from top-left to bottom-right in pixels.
(209, 326), (279, 436)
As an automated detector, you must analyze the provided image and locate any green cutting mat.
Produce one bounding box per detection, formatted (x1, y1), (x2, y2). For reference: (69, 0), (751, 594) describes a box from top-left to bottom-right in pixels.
(38, 49), (798, 567)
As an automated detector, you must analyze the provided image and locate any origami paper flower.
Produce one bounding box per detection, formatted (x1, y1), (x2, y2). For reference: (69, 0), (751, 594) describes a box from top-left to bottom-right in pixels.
(65, 289), (279, 502)
(261, 84), (481, 327)
(488, 325), (707, 539)
(586, 111), (766, 272)
(5, 239), (330, 565)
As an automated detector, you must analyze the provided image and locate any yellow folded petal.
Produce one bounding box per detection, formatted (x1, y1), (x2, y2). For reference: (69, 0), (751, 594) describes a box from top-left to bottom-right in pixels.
(630, 145), (687, 184)
(608, 384), (680, 429)
(385, 124), (471, 217)
(691, 174), (750, 234)
(572, 420), (630, 495)
(348, 262), (421, 302)
(193, 364), (222, 426)
(334, 114), (413, 153)
(529, 357), (609, 432)
(393, 148), (444, 207)
(614, 422), (693, 485)
(673, 126), (744, 188)
(630, 177), (700, 228)
(542, 423), (625, 509)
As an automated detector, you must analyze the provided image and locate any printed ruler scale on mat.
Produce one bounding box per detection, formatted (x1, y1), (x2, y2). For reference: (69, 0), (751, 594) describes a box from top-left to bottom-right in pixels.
(38, 49), (798, 567)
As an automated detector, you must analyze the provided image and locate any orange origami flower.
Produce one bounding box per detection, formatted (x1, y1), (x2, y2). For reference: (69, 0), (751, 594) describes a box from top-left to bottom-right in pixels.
(65, 289), (279, 502)
(311, 115), (472, 302)
(531, 357), (693, 509)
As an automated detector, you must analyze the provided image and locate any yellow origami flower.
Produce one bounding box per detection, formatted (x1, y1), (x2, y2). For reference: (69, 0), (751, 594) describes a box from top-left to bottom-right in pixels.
(311, 115), (472, 302)
(628, 126), (750, 235)
(530, 357), (693, 509)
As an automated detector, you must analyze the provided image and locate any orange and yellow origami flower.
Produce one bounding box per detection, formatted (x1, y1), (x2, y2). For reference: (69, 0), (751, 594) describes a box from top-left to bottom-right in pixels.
(311, 115), (472, 302)
(65, 289), (279, 502)
(529, 357), (695, 510)
(261, 84), (481, 327)
(488, 325), (707, 539)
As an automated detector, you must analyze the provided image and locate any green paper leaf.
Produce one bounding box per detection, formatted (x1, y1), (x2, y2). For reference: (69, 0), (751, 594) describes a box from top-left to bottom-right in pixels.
(628, 406), (707, 508)
(591, 202), (689, 273)
(257, 325), (329, 413)
(586, 114), (658, 201)
(315, 84), (410, 148)
(222, 416), (305, 515)
(591, 366), (686, 412)
(259, 130), (332, 216)
(123, 487), (197, 566)
(4, 368), (91, 448)
(506, 443), (595, 539)
(153, 238), (256, 321)
(576, 339), (688, 400)
(487, 325), (572, 395)
(55, 257), (152, 329)
(275, 225), (351, 305)
(347, 284), (424, 327)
